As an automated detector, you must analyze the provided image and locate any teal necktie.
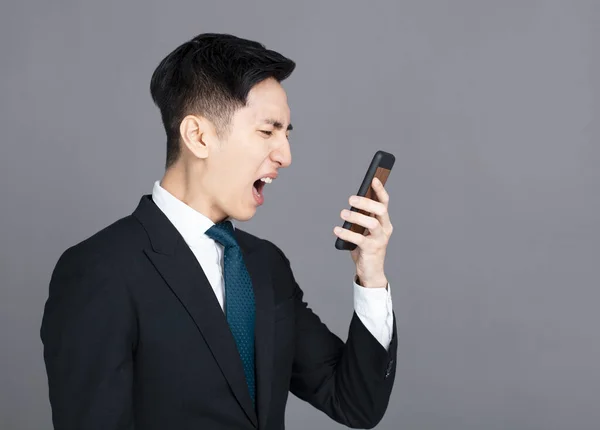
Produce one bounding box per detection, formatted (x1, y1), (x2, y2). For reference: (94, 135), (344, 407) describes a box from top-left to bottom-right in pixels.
(205, 220), (256, 404)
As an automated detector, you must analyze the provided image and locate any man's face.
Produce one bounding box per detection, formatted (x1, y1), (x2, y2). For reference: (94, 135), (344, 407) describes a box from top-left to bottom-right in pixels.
(200, 78), (292, 222)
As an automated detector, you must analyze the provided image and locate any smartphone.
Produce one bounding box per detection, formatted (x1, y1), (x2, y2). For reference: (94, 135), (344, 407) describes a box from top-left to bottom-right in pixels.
(335, 150), (395, 251)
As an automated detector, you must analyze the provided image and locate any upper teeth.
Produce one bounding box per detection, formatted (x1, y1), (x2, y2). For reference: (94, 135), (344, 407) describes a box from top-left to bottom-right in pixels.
(260, 177), (273, 184)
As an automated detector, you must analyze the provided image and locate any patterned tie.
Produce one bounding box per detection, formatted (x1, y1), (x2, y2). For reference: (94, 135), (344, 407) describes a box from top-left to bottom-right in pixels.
(205, 220), (256, 405)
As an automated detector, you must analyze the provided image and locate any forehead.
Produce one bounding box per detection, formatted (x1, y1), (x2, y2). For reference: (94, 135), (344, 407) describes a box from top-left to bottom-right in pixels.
(238, 78), (291, 126)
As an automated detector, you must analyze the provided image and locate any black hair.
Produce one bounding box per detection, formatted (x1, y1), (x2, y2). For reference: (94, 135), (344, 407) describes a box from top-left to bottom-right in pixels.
(150, 33), (296, 169)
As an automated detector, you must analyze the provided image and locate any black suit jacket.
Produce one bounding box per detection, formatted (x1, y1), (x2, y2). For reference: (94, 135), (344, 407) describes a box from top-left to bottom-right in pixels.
(41, 195), (397, 430)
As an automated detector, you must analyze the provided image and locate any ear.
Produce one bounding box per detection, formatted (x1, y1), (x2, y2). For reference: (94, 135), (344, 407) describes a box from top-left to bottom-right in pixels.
(179, 114), (219, 159)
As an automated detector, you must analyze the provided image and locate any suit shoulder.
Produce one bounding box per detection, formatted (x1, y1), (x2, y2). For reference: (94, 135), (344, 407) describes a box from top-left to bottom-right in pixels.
(55, 214), (146, 271)
(234, 227), (290, 265)
(233, 227), (262, 246)
(235, 227), (277, 252)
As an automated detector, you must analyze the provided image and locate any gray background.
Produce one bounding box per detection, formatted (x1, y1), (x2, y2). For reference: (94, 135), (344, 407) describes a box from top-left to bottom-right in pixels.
(1, 0), (599, 429)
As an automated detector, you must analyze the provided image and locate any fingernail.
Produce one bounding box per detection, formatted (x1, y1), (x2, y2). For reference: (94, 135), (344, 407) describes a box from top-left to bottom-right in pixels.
(342, 210), (350, 218)
(349, 196), (358, 205)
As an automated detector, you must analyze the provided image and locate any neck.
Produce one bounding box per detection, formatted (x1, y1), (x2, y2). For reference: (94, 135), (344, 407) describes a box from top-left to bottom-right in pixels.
(160, 164), (228, 224)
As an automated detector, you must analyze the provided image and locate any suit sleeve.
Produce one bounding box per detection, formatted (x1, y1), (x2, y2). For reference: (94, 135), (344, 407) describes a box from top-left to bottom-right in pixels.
(273, 246), (397, 429)
(353, 279), (394, 350)
(40, 247), (137, 430)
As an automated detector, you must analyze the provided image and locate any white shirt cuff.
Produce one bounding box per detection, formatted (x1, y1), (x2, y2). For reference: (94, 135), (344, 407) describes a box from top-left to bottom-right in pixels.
(353, 279), (393, 351)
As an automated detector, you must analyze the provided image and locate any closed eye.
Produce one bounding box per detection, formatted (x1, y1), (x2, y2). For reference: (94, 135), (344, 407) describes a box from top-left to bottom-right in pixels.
(259, 130), (273, 137)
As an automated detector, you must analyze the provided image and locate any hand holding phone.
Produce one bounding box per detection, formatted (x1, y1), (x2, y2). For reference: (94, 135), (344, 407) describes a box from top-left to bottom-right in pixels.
(335, 150), (395, 251)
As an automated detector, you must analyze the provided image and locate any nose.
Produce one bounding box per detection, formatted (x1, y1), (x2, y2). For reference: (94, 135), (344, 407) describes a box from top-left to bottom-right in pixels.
(271, 138), (292, 168)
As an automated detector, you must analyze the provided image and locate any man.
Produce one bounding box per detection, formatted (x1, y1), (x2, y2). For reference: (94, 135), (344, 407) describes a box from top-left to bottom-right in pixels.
(40, 33), (397, 430)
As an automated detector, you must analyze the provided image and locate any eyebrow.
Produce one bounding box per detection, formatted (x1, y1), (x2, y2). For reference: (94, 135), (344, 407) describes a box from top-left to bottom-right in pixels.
(262, 119), (293, 131)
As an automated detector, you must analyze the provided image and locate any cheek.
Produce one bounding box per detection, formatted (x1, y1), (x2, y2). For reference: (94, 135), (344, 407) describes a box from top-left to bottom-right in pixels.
(210, 139), (261, 189)
(214, 160), (251, 194)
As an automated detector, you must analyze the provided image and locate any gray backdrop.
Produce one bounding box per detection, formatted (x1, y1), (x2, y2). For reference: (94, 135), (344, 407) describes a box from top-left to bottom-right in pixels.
(1, 1), (599, 429)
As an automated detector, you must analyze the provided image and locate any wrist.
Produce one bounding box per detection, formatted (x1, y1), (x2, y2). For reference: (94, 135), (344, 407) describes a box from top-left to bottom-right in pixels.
(355, 274), (388, 289)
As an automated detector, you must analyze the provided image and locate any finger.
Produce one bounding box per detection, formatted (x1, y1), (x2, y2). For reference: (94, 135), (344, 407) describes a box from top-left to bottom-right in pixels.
(349, 195), (386, 216)
(367, 178), (393, 231)
(371, 177), (390, 207)
(348, 193), (393, 233)
(334, 225), (368, 247)
(341, 209), (381, 232)
(375, 209), (393, 236)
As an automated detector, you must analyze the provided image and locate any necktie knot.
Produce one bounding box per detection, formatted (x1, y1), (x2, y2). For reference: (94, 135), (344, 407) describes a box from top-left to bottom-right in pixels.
(205, 220), (238, 249)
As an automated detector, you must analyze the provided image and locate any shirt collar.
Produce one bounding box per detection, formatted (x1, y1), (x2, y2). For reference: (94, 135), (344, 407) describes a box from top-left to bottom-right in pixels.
(151, 180), (235, 248)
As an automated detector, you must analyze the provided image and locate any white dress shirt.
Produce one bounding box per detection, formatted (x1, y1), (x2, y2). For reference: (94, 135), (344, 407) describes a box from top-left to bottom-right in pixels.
(151, 180), (393, 350)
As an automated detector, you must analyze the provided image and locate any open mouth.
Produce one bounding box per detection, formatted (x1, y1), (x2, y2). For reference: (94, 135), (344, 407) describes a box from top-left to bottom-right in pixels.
(253, 179), (265, 196)
(252, 179), (266, 204)
(252, 174), (276, 205)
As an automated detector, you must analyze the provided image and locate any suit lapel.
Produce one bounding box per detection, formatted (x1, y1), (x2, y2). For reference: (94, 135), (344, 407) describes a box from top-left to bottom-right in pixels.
(241, 242), (275, 430)
(133, 195), (275, 428)
(144, 246), (259, 427)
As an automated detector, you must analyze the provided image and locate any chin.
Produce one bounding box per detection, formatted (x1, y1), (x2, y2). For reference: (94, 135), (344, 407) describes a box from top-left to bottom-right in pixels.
(229, 206), (257, 222)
